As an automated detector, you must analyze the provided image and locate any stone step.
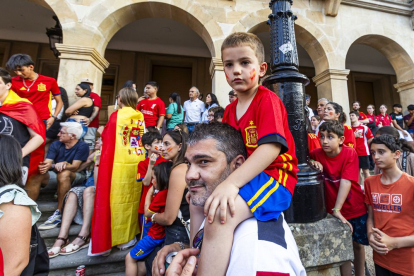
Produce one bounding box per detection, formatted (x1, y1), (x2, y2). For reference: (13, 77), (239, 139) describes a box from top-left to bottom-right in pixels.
(49, 247), (128, 276)
(37, 201), (58, 223)
(39, 224), (82, 247)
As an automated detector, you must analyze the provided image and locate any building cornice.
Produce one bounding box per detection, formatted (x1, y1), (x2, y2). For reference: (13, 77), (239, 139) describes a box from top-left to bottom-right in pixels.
(341, 0), (413, 16)
(209, 57), (224, 79)
(55, 44), (109, 73)
(312, 69), (350, 86)
(394, 79), (414, 92)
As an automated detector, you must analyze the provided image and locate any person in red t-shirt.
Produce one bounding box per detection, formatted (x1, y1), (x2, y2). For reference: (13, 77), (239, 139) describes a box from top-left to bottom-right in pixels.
(365, 135), (414, 275)
(377, 105), (392, 127)
(308, 132), (321, 153)
(80, 78), (102, 153)
(350, 111), (374, 186)
(310, 120), (368, 276)
(321, 101), (356, 149)
(352, 101), (369, 124)
(126, 162), (172, 275)
(136, 132), (166, 238)
(137, 81), (165, 132)
(6, 54), (63, 130)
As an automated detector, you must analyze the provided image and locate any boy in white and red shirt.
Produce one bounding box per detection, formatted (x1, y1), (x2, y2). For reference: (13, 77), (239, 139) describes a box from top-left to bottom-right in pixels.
(310, 120), (368, 276)
(350, 111), (374, 187)
(137, 81), (165, 132)
(365, 134), (414, 275)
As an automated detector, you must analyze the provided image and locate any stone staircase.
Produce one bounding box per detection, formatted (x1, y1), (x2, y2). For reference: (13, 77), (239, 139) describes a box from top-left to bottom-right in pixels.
(37, 173), (128, 275)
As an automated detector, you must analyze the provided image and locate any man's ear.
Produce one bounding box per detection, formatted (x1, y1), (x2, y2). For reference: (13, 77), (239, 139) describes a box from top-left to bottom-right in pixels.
(231, 154), (246, 170)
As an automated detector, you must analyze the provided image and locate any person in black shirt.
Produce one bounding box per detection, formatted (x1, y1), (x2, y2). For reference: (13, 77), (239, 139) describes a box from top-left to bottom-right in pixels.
(390, 103), (410, 138)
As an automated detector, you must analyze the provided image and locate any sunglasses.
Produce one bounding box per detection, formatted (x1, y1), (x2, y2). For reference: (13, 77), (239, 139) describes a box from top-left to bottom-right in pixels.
(193, 228), (204, 252)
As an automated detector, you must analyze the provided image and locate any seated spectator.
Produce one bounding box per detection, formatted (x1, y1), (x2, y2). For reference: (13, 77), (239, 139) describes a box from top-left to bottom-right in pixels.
(165, 93), (183, 131)
(404, 104), (414, 137)
(47, 139), (101, 258)
(390, 103), (409, 138)
(323, 102), (356, 148)
(207, 106), (221, 122)
(376, 104), (392, 127)
(200, 93), (219, 123)
(310, 115), (321, 132)
(228, 90), (237, 103)
(213, 107), (224, 122)
(374, 126), (414, 176)
(173, 123), (189, 135)
(27, 122), (89, 230)
(305, 94), (314, 121)
(46, 87), (69, 153)
(307, 117), (321, 153)
(0, 135), (46, 275)
(366, 104), (378, 135)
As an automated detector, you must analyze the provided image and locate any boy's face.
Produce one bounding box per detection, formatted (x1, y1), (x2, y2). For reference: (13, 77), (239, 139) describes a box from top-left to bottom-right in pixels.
(145, 139), (162, 155)
(229, 95), (236, 103)
(349, 113), (358, 123)
(370, 143), (400, 169)
(208, 111), (214, 122)
(409, 109), (414, 115)
(320, 130), (344, 156)
(222, 46), (267, 94)
(0, 77), (11, 95)
(14, 65), (34, 79)
(394, 107), (402, 113)
(145, 85), (157, 97)
(215, 117), (223, 123)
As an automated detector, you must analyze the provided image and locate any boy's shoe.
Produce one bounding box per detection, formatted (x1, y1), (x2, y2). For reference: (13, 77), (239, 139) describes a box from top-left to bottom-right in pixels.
(39, 210), (62, 230)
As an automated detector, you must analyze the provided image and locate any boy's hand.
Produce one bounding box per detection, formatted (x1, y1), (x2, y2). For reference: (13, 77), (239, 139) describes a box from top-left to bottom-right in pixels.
(332, 210), (353, 233)
(204, 181), (239, 224)
(373, 228), (396, 252)
(369, 230), (389, 255)
(149, 153), (158, 166)
(309, 160), (323, 172)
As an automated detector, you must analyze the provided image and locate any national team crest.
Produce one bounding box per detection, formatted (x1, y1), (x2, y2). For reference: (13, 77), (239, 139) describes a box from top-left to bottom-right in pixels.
(245, 120), (258, 148)
(119, 119), (145, 156)
(37, 83), (46, 91)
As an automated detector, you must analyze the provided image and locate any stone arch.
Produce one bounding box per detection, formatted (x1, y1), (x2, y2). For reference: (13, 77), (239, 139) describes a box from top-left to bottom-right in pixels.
(339, 29), (414, 83)
(26, 0), (77, 24)
(85, 0), (220, 56)
(235, 9), (332, 75)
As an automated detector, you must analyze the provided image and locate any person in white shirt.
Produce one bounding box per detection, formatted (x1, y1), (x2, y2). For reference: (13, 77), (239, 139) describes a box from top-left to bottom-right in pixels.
(183, 86), (205, 133)
(151, 123), (305, 276)
(305, 94), (314, 121)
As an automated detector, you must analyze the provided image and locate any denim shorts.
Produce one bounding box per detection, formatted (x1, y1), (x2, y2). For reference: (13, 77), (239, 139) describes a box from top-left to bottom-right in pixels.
(348, 213), (369, 245)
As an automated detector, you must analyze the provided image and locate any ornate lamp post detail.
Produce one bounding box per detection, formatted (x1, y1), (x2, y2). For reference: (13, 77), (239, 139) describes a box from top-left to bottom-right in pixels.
(263, 0), (326, 223)
(46, 16), (63, 58)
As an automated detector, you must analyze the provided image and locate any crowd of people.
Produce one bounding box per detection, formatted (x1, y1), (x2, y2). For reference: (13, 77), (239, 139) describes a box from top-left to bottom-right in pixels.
(0, 31), (413, 276)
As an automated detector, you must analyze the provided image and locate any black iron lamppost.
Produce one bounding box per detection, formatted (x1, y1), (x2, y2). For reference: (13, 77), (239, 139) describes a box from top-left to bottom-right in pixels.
(46, 16), (63, 58)
(263, 0), (326, 223)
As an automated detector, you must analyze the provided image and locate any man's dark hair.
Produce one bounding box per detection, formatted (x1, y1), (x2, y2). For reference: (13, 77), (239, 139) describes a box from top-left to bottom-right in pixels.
(370, 134), (402, 153)
(6, 54), (35, 71)
(142, 131), (163, 148)
(408, 104), (414, 111)
(188, 122), (247, 163)
(349, 110), (359, 117)
(145, 81), (159, 91)
(393, 103), (402, 108)
(0, 68), (11, 85)
(319, 120), (344, 137)
(0, 135), (23, 187)
(352, 101), (360, 105)
(153, 161), (173, 191)
(214, 109), (224, 120)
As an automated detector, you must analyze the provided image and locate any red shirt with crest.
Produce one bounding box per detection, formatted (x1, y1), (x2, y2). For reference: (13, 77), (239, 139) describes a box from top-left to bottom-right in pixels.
(147, 189), (168, 240)
(223, 85), (298, 195)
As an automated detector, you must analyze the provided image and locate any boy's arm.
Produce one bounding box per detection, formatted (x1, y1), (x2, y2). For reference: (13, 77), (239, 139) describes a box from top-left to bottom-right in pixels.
(204, 143), (281, 223)
(144, 186), (154, 217)
(367, 205), (388, 254)
(143, 154), (157, 186)
(331, 178), (353, 232)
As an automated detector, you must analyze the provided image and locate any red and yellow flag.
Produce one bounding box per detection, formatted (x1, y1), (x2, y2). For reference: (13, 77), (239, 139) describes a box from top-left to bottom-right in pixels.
(0, 90), (45, 177)
(91, 106), (145, 254)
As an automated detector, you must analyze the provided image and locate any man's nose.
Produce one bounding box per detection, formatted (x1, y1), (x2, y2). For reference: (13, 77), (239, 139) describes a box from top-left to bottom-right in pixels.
(186, 165), (200, 181)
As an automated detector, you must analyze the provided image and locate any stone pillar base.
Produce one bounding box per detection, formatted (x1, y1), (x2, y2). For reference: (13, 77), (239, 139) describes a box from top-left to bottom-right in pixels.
(289, 215), (353, 274)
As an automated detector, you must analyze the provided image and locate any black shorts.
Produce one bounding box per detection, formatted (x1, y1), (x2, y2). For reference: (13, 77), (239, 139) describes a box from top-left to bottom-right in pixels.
(358, 155), (370, 169)
(46, 119), (61, 139)
(348, 213), (369, 245)
(374, 264), (403, 276)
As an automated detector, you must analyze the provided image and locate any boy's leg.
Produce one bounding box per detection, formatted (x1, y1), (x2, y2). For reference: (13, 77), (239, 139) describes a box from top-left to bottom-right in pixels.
(352, 241), (365, 276)
(137, 261), (146, 276)
(125, 253), (138, 276)
(340, 261), (352, 276)
(197, 195), (252, 276)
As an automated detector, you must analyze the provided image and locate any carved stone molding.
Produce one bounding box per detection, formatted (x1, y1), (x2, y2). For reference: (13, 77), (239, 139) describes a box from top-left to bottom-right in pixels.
(209, 57), (224, 79)
(55, 44), (109, 73)
(325, 0), (342, 16)
(394, 79), (414, 92)
(312, 69), (350, 86)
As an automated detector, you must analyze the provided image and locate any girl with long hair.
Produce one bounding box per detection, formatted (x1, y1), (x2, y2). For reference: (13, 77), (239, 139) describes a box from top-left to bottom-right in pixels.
(166, 93), (184, 131)
(200, 93), (219, 123)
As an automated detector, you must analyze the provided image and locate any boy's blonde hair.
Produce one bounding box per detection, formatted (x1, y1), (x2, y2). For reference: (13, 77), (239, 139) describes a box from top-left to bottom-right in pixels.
(221, 32), (265, 64)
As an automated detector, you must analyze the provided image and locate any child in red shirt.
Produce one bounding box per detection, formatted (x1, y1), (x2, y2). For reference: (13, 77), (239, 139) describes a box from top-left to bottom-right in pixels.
(350, 111), (374, 187)
(377, 105), (392, 127)
(137, 81), (165, 132)
(126, 161), (172, 274)
(310, 120), (368, 276)
(191, 32), (299, 276)
(136, 132), (166, 238)
(365, 135), (414, 276)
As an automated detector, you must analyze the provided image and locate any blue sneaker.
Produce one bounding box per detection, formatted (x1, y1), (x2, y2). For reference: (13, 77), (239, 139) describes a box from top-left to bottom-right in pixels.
(39, 209), (62, 230)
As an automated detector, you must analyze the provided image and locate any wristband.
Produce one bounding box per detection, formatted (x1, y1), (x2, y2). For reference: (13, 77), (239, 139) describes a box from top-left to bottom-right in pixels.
(332, 208), (340, 212)
(51, 116), (57, 120)
(151, 213), (158, 223)
(174, 242), (185, 250)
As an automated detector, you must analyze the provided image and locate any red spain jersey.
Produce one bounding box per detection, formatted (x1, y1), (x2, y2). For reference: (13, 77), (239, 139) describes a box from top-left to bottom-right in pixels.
(11, 75), (60, 120)
(351, 124), (373, 156)
(308, 133), (321, 153)
(366, 114), (377, 125)
(147, 189), (168, 240)
(223, 85), (298, 195)
(377, 114), (392, 127)
(89, 92), (102, 128)
(137, 97), (166, 127)
(358, 111), (367, 121)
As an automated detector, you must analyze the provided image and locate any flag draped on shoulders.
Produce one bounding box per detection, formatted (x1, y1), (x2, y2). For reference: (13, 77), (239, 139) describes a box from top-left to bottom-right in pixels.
(0, 90), (45, 178)
(91, 106), (145, 254)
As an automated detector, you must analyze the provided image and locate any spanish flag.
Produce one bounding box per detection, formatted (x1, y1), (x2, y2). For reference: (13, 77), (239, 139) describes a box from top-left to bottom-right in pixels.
(0, 90), (45, 178)
(91, 106), (145, 254)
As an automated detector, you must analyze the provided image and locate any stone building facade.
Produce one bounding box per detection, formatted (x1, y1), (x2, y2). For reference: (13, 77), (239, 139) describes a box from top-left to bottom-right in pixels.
(1, 0), (413, 124)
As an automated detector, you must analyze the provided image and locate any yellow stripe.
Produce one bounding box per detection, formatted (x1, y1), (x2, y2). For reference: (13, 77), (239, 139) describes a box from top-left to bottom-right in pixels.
(278, 169), (283, 184)
(283, 171), (289, 187)
(280, 154), (287, 162)
(147, 209), (156, 214)
(251, 181), (280, 213)
(282, 163), (287, 170)
(285, 153), (293, 161)
(247, 177), (274, 206)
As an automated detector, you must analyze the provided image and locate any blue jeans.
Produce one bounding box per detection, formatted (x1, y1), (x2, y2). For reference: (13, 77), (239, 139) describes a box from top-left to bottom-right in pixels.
(186, 124), (197, 134)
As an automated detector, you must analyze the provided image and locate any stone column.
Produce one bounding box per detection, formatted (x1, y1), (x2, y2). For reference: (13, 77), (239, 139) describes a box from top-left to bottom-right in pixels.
(394, 79), (414, 110)
(55, 44), (110, 104)
(210, 57), (232, 108)
(312, 69), (351, 123)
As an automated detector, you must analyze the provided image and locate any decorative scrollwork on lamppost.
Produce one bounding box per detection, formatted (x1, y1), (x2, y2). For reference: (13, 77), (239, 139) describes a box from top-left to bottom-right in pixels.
(46, 16), (63, 58)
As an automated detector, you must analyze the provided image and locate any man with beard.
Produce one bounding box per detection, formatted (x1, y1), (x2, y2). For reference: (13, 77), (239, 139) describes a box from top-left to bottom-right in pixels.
(151, 122), (305, 276)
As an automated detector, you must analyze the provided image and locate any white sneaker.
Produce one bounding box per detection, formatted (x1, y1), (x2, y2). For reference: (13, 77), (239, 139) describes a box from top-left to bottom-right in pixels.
(38, 209), (62, 230)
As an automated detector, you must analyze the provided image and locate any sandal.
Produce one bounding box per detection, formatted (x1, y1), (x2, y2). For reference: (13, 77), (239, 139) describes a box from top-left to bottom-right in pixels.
(48, 237), (69, 258)
(59, 235), (90, 255)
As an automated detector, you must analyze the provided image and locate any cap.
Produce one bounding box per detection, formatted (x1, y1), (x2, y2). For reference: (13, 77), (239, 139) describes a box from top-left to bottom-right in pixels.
(80, 78), (93, 84)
